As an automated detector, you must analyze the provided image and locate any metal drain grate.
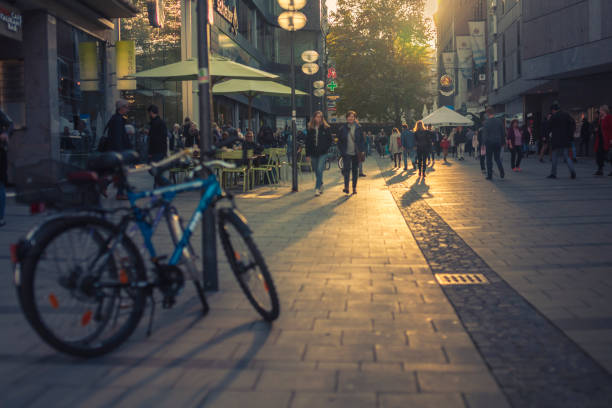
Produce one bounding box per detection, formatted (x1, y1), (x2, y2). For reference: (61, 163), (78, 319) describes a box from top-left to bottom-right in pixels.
(435, 273), (489, 285)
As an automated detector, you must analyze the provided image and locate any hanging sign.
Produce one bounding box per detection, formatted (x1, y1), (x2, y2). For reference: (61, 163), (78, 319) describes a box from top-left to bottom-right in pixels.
(78, 42), (99, 91)
(468, 21), (486, 68)
(116, 40), (137, 90)
(439, 74), (454, 96)
(0, 2), (22, 41)
(456, 36), (473, 79)
(327, 67), (336, 79)
(216, 0), (239, 35)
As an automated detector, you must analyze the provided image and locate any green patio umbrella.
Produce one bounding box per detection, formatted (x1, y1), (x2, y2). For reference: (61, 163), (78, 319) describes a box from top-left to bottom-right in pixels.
(212, 79), (307, 129)
(129, 56), (278, 82)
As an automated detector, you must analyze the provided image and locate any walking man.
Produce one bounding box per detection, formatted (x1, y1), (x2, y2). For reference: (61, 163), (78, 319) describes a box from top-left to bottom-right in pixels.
(147, 105), (168, 163)
(455, 125), (467, 160)
(400, 123), (415, 171)
(106, 99), (132, 199)
(0, 108), (13, 227)
(482, 107), (505, 180)
(547, 102), (576, 179)
(338, 110), (366, 195)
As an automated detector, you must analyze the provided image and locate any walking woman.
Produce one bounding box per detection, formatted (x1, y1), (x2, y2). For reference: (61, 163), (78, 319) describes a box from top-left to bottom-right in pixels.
(414, 121), (430, 177)
(338, 110), (366, 194)
(305, 111), (332, 196)
(389, 127), (402, 168)
(507, 119), (523, 171)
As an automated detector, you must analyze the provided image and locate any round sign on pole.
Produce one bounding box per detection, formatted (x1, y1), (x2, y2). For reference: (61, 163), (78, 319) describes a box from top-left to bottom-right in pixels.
(278, 11), (307, 31)
(301, 50), (319, 63)
(313, 80), (325, 89)
(302, 63), (319, 75)
(313, 88), (325, 97)
(277, 0), (306, 10)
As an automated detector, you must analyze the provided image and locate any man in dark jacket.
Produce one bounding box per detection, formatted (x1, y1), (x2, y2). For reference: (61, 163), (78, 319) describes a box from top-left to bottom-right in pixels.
(106, 99), (132, 152)
(0, 108), (13, 226)
(338, 110), (366, 194)
(147, 105), (168, 162)
(482, 107), (505, 180)
(455, 126), (467, 160)
(547, 102), (576, 179)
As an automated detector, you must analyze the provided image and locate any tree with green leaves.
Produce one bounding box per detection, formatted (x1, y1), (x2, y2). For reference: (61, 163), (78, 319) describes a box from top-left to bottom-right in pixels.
(328, 0), (432, 125)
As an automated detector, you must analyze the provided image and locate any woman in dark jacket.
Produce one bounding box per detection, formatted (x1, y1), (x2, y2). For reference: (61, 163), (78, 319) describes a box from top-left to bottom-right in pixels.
(305, 111), (332, 196)
(414, 121), (430, 177)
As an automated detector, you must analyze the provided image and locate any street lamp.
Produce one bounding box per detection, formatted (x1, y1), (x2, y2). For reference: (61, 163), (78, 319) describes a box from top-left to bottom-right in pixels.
(278, 1), (307, 192)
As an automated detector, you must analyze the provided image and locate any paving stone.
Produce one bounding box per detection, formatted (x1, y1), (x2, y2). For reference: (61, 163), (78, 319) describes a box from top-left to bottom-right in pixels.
(257, 369), (336, 391)
(380, 392), (466, 408)
(338, 370), (417, 392)
(291, 392), (376, 408)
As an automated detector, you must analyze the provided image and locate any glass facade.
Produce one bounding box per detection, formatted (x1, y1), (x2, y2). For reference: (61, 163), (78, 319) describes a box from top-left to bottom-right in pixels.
(57, 20), (107, 166)
(120, 0), (183, 130)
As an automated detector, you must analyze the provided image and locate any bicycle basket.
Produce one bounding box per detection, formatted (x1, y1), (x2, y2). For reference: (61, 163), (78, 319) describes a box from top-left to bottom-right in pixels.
(15, 159), (101, 209)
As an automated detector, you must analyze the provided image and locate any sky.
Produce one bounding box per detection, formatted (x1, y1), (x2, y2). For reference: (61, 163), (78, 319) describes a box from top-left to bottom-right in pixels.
(326, 0), (438, 18)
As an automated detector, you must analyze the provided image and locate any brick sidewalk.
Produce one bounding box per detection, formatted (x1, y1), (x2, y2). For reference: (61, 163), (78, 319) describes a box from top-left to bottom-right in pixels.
(400, 152), (612, 375)
(1, 158), (507, 408)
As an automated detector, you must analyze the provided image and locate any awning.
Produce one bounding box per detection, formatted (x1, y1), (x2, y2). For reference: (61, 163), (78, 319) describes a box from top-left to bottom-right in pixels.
(422, 106), (473, 127)
(130, 57), (279, 82)
(212, 79), (307, 97)
(80, 0), (139, 18)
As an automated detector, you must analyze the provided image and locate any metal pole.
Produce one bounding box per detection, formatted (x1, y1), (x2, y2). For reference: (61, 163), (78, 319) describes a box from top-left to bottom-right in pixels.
(291, 30), (298, 192)
(309, 80), (312, 119)
(196, 0), (218, 291)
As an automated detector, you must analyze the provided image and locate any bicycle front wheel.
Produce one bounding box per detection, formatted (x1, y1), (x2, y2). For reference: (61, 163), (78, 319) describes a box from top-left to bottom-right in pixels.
(218, 210), (279, 321)
(18, 216), (147, 357)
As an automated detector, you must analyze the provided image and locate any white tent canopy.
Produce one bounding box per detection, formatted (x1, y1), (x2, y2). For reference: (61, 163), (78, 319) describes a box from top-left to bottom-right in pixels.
(422, 106), (473, 127)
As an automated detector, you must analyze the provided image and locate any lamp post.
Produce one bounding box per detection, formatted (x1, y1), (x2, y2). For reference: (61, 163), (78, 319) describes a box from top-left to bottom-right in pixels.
(301, 50), (319, 121)
(278, 1), (307, 192)
(195, 0), (218, 291)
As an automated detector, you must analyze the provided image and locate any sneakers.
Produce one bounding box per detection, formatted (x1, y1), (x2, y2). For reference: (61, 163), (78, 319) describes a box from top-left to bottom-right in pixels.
(342, 188), (349, 194)
(512, 167), (517, 172)
(359, 173), (366, 177)
(352, 187), (357, 194)
(547, 174), (557, 179)
(320, 185), (324, 194)
(571, 171), (576, 179)
(315, 189), (321, 196)
(516, 167), (522, 172)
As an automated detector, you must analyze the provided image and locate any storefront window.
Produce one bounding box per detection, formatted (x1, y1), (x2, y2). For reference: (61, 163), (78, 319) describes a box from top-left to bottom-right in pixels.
(57, 20), (106, 166)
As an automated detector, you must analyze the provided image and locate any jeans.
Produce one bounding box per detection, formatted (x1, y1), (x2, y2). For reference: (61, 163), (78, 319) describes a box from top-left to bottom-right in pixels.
(579, 138), (590, 156)
(457, 143), (465, 159)
(416, 148), (429, 174)
(342, 154), (359, 190)
(551, 148), (575, 176)
(485, 143), (504, 178)
(392, 153), (401, 167)
(596, 148), (608, 171)
(510, 146), (523, 168)
(402, 149), (415, 169)
(310, 154), (327, 190)
(0, 182), (5, 220)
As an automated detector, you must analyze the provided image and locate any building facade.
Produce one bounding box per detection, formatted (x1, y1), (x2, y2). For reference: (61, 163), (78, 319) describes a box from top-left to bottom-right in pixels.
(487, 0), (612, 125)
(181, 0), (326, 133)
(434, 0), (487, 114)
(0, 0), (138, 175)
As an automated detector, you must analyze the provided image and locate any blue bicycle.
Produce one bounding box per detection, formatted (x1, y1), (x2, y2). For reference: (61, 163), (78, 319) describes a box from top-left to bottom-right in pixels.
(13, 149), (279, 357)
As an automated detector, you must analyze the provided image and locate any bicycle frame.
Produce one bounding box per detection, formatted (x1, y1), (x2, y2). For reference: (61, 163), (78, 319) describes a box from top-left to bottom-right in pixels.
(127, 174), (222, 266)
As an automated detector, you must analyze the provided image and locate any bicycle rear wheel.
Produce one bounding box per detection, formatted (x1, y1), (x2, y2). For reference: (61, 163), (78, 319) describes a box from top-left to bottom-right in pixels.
(18, 216), (147, 357)
(218, 210), (279, 321)
(337, 155), (344, 170)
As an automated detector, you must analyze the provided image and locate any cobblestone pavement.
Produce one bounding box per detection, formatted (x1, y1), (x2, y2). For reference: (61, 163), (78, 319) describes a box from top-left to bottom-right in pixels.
(377, 152), (612, 407)
(0, 158), (507, 408)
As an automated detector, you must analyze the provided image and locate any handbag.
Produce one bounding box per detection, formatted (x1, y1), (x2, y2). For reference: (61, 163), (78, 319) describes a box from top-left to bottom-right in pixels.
(97, 122), (111, 152)
(359, 152), (366, 162)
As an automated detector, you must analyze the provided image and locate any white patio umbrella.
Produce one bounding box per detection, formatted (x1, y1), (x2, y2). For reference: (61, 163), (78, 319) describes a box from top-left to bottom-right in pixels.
(422, 106), (473, 127)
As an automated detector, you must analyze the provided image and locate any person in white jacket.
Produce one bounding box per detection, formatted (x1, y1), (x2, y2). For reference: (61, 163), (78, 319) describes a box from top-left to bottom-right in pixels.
(389, 128), (402, 168)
